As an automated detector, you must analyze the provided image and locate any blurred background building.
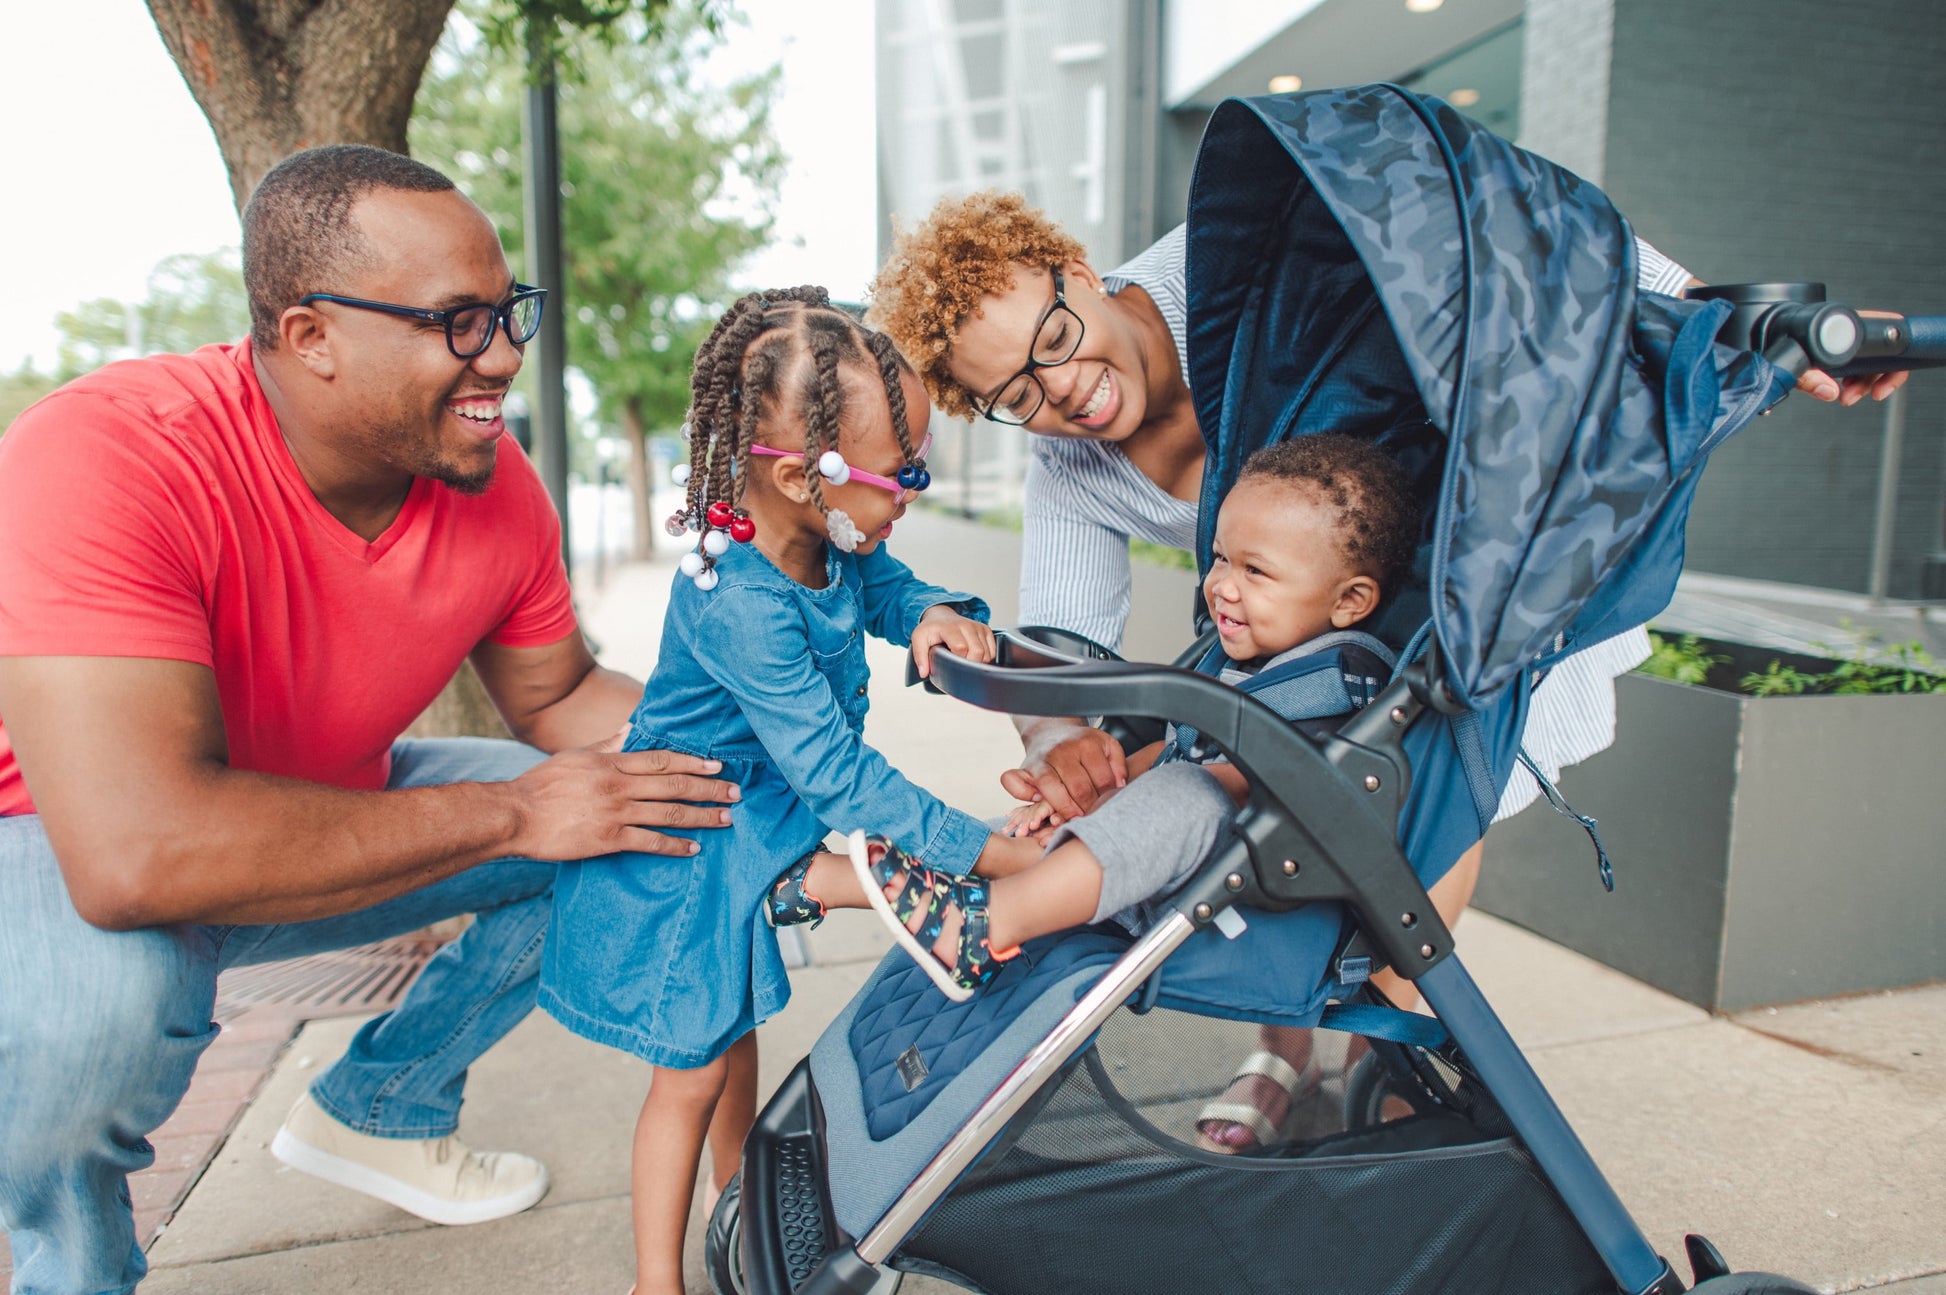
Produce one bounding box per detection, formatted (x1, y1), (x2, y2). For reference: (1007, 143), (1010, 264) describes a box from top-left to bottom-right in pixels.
(876, 0), (1946, 602)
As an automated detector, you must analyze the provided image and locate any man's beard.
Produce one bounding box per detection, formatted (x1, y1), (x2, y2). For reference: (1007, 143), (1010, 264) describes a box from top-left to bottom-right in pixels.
(371, 416), (497, 496)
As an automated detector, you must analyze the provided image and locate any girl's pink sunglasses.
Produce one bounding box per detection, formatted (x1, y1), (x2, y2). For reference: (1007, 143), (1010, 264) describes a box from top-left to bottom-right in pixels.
(748, 433), (933, 496)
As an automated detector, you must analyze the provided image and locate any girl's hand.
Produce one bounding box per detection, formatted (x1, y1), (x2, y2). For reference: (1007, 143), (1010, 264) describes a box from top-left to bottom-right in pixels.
(912, 607), (997, 679)
(1003, 798), (1060, 839)
(1000, 721), (1127, 821)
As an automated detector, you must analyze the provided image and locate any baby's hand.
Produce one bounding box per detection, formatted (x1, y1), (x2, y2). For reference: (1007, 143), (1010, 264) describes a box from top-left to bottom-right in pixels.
(1003, 798), (1060, 841)
(911, 607), (997, 679)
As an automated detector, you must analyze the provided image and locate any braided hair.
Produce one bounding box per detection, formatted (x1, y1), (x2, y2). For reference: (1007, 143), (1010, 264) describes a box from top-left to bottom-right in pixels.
(665, 287), (931, 586)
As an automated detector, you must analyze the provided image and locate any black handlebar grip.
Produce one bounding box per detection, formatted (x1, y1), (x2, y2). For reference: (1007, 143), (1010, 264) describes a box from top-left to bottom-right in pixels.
(1826, 314), (1946, 377)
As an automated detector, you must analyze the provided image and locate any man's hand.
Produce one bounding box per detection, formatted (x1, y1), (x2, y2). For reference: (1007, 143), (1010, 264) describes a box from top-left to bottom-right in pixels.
(911, 605), (997, 680)
(999, 719), (1126, 821)
(506, 738), (738, 860)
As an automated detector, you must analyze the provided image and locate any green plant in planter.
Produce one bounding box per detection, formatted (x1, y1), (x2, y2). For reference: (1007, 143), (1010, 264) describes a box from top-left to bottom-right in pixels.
(1741, 626), (1946, 696)
(1639, 632), (1729, 685)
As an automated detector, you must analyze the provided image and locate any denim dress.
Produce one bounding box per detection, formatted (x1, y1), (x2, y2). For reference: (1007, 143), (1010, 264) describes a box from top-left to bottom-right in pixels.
(539, 540), (991, 1068)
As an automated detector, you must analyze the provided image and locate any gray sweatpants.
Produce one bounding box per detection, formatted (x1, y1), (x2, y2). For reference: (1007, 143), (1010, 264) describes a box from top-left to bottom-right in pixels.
(1048, 759), (1237, 933)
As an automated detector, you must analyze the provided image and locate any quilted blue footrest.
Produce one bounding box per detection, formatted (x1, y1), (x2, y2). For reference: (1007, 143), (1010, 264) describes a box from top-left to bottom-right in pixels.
(812, 929), (1131, 1240)
(850, 929), (1132, 1141)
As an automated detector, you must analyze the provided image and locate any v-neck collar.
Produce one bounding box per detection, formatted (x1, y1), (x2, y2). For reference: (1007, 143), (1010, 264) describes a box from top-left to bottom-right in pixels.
(239, 343), (435, 564)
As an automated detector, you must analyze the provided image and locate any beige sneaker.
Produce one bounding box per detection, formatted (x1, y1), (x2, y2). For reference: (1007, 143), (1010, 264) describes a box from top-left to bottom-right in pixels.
(270, 1091), (549, 1225)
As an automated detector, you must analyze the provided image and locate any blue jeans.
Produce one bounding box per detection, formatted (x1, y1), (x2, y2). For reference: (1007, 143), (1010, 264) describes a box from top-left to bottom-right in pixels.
(0, 738), (555, 1295)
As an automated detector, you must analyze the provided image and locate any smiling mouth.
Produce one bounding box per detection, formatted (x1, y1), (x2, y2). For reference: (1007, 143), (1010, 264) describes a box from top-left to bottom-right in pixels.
(1216, 612), (1247, 636)
(448, 394), (505, 430)
(1074, 370), (1112, 421)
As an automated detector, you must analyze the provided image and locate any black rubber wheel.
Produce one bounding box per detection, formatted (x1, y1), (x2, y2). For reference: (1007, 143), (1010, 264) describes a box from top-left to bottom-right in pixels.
(705, 1172), (745, 1295)
(1341, 1050), (1404, 1129)
(1689, 1276), (1819, 1293)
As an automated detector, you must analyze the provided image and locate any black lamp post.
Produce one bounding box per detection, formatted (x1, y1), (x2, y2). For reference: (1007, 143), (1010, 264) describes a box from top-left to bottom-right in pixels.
(522, 19), (572, 573)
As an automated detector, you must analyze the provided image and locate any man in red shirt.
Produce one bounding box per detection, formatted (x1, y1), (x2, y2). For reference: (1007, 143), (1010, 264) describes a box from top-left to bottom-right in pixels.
(0, 145), (737, 1294)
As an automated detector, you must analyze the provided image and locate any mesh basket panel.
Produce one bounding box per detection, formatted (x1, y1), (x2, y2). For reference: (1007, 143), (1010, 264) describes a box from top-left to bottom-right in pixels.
(895, 1010), (1615, 1295)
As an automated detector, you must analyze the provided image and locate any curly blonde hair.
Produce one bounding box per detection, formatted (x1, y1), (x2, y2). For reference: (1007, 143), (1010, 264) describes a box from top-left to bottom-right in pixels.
(867, 190), (1086, 419)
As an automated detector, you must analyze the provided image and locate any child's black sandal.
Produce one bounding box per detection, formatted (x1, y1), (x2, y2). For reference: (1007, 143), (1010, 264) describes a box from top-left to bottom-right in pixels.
(942, 873), (1018, 996)
(863, 834), (951, 946)
(764, 851), (827, 929)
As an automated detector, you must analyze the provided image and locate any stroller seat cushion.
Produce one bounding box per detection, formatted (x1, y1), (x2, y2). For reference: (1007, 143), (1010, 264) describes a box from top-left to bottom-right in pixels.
(851, 929), (1131, 1141)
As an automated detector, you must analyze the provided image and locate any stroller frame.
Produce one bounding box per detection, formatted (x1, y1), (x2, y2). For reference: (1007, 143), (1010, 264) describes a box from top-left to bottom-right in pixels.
(735, 629), (1683, 1295)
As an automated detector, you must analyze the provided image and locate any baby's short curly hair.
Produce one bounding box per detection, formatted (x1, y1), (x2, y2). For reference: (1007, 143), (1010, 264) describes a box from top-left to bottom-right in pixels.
(867, 190), (1086, 419)
(1236, 435), (1421, 592)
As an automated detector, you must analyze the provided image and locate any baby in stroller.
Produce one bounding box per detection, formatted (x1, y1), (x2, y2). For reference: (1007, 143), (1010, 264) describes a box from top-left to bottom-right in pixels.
(767, 432), (1418, 1001)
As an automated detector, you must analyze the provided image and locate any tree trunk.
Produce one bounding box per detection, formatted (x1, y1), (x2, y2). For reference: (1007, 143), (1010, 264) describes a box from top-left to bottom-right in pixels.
(146, 0), (456, 210)
(622, 396), (654, 561)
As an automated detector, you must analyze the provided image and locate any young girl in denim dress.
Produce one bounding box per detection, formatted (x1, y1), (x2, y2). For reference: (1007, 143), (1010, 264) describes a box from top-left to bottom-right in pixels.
(538, 287), (1000, 1295)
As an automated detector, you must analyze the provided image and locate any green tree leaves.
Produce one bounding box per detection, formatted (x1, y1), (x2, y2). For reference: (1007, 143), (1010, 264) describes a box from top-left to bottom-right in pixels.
(50, 250), (250, 381)
(412, 6), (779, 554)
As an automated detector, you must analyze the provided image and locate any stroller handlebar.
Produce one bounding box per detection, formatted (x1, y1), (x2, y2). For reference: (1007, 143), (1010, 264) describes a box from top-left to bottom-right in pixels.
(1689, 282), (1946, 377)
(1831, 311), (1946, 376)
(923, 628), (1458, 980)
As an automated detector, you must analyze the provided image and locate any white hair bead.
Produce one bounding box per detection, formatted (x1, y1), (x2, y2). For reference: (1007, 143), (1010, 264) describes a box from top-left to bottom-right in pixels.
(817, 450), (850, 484)
(679, 552), (706, 577)
(702, 529), (729, 557)
(671, 463), (691, 485)
(693, 567), (720, 592)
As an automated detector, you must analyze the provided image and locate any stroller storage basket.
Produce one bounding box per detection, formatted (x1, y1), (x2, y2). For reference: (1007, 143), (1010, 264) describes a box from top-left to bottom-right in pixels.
(894, 1011), (1615, 1295)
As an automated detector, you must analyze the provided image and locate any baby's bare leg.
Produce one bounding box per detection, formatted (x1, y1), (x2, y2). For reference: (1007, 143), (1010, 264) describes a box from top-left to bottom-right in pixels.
(981, 842), (1103, 948)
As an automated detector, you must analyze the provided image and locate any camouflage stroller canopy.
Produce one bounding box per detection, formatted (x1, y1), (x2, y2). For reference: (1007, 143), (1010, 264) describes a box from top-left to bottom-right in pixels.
(1185, 85), (1790, 707)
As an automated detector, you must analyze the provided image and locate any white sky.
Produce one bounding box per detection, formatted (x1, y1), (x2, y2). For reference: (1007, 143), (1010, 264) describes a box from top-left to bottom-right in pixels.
(0, 0), (877, 373)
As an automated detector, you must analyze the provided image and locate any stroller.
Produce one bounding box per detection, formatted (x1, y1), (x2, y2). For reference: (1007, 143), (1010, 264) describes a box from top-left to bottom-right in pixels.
(708, 85), (1944, 1295)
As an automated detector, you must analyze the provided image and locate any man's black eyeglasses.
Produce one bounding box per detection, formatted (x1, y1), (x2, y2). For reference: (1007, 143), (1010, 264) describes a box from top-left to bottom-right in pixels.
(298, 284), (548, 360)
(970, 267), (1086, 426)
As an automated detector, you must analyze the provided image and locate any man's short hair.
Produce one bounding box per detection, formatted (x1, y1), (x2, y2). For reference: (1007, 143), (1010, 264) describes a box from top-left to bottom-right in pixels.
(242, 145), (457, 350)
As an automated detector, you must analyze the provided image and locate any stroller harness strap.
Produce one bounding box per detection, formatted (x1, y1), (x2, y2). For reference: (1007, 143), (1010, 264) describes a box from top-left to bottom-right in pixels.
(1167, 630), (1397, 764)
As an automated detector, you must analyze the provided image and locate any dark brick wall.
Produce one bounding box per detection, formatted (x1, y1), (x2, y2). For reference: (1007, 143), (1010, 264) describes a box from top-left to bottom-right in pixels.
(1603, 0), (1946, 596)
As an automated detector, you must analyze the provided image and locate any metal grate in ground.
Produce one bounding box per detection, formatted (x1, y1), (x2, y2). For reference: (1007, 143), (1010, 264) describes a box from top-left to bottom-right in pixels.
(214, 934), (449, 1020)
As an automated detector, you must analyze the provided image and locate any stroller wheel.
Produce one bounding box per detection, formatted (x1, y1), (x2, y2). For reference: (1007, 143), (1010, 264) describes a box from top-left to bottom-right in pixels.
(1689, 1278), (1819, 1293)
(1341, 1050), (1410, 1129)
(705, 1172), (746, 1295)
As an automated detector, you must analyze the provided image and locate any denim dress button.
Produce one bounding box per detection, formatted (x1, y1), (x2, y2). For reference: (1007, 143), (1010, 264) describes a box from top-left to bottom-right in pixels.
(856, 684), (868, 696)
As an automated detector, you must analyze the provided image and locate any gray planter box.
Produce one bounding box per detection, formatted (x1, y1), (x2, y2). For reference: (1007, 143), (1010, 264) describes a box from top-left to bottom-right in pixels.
(1474, 650), (1946, 1011)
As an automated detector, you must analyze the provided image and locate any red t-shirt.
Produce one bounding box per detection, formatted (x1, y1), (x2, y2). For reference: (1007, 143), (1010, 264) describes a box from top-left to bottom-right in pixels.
(0, 342), (579, 816)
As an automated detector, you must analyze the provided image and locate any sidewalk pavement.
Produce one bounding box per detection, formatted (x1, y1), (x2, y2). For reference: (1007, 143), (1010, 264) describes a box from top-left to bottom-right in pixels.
(45, 512), (1946, 1293)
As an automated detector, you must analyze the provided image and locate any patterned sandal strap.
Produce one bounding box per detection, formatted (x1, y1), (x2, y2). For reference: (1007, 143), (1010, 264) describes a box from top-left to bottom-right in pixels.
(862, 835), (952, 945)
(864, 835), (924, 889)
(765, 851), (826, 929)
(884, 860), (947, 939)
(946, 875), (1017, 994)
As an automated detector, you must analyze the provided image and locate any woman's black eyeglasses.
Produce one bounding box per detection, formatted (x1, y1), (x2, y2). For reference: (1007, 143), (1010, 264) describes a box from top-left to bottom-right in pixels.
(970, 268), (1086, 426)
(297, 284), (548, 360)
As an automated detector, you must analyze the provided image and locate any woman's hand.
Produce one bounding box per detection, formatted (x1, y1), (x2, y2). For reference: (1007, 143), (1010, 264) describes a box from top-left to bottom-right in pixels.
(1001, 719), (1127, 821)
(911, 606), (997, 679)
(1797, 310), (1910, 405)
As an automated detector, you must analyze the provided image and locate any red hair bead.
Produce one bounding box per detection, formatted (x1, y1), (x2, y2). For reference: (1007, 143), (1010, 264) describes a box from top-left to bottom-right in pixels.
(706, 500), (735, 529)
(729, 515), (756, 543)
